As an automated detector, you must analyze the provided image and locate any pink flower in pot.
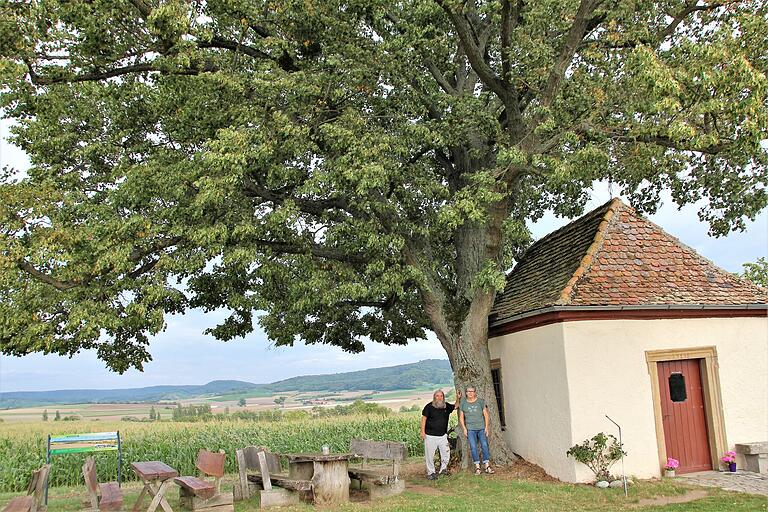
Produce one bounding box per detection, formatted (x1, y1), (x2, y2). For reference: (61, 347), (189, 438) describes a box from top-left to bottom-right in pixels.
(720, 451), (737, 472)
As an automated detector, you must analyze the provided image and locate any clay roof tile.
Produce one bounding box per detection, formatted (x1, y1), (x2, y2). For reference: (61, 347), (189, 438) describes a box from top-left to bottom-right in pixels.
(489, 199), (767, 325)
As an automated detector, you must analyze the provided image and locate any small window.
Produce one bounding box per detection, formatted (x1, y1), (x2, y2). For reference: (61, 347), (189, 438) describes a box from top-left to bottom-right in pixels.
(490, 362), (506, 428)
(669, 373), (687, 402)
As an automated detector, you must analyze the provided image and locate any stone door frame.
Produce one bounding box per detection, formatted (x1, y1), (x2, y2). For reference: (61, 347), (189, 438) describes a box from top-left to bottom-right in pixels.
(646, 346), (728, 473)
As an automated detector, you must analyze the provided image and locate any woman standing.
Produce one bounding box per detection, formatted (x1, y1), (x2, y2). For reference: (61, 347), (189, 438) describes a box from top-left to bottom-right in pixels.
(459, 386), (494, 475)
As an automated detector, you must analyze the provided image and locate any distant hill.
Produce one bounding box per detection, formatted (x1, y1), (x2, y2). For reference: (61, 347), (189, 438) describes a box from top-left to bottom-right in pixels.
(0, 380), (260, 409)
(0, 359), (453, 408)
(264, 359), (453, 393)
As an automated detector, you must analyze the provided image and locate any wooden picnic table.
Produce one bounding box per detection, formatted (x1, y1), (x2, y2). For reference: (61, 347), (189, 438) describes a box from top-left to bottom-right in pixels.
(131, 462), (178, 512)
(282, 453), (352, 505)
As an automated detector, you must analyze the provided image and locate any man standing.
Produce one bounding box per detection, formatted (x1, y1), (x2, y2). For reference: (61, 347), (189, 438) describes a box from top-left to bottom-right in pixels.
(420, 389), (461, 480)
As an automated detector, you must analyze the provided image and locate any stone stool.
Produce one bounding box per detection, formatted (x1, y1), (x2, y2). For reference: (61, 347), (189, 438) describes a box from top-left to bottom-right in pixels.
(735, 442), (768, 474)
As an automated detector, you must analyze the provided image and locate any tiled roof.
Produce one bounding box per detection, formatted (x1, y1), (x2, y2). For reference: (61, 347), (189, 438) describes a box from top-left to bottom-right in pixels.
(489, 198), (768, 326)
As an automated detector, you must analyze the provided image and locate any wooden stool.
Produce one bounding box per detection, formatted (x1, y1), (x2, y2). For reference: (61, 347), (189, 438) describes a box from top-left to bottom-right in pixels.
(174, 450), (233, 512)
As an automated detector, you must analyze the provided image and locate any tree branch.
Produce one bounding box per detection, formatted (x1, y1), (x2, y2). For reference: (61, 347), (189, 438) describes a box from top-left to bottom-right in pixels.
(253, 239), (371, 264)
(17, 236), (183, 290)
(501, 0), (512, 81)
(603, 131), (732, 155)
(541, 0), (605, 107)
(435, 0), (513, 108)
(128, 0), (152, 18)
(424, 58), (457, 95)
(16, 261), (79, 291)
(242, 176), (356, 220)
(584, 1), (729, 50)
(25, 61), (156, 85)
(199, 37), (274, 62)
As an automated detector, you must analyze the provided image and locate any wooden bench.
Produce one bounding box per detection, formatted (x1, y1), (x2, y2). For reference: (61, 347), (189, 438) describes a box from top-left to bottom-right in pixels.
(82, 457), (123, 512)
(348, 439), (407, 499)
(174, 450), (233, 512)
(1, 465), (50, 512)
(735, 442), (768, 473)
(233, 447), (303, 508)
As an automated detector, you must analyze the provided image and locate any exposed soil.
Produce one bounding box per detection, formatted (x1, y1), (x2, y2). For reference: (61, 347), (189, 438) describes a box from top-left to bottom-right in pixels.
(632, 489), (709, 507)
(400, 457), (559, 484)
(404, 483), (444, 496)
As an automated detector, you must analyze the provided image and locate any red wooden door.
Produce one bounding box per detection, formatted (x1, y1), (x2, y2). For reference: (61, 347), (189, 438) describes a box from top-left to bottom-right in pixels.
(658, 359), (711, 473)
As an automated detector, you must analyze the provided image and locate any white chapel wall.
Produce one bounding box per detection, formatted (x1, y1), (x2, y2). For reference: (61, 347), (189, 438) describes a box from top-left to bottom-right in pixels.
(563, 316), (768, 482)
(488, 322), (578, 481)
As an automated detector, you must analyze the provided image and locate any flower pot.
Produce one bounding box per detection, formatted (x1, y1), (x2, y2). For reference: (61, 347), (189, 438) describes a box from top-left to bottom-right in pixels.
(664, 469), (676, 478)
(729, 462), (737, 473)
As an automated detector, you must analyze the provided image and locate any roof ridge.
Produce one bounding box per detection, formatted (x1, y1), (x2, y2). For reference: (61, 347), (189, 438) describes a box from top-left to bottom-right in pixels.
(521, 198), (616, 255)
(557, 198), (625, 304)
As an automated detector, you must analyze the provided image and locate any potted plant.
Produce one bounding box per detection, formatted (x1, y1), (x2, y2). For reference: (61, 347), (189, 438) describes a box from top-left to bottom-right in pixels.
(664, 458), (679, 477)
(720, 451), (737, 472)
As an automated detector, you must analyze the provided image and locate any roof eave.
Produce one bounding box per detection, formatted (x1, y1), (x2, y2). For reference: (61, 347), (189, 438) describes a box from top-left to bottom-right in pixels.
(489, 303), (768, 328)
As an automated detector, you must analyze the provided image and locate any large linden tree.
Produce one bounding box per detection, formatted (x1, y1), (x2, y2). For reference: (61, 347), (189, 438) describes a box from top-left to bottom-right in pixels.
(1, 0), (766, 462)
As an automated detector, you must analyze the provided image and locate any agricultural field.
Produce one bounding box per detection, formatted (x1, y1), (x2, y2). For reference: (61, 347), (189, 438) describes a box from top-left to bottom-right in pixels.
(0, 403), (179, 423)
(0, 388), (441, 423)
(0, 414), (423, 492)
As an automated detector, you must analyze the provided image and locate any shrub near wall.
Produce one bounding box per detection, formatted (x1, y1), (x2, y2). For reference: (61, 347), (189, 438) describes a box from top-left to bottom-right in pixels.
(0, 415), (421, 492)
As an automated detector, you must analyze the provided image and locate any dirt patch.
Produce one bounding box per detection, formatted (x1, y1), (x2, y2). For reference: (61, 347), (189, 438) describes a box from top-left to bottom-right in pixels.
(400, 457), (559, 484)
(404, 482), (444, 496)
(348, 488), (371, 503)
(478, 458), (560, 483)
(632, 489), (709, 507)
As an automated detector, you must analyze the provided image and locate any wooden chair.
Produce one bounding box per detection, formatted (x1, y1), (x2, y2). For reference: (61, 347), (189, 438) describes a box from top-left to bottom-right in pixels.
(348, 439), (407, 498)
(1, 464), (50, 512)
(233, 446), (303, 508)
(174, 450), (233, 512)
(82, 457), (123, 512)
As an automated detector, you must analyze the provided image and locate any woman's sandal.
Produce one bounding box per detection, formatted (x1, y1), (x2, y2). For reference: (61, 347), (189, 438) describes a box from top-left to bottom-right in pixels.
(484, 465), (495, 474)
(474, 466), (482, 475)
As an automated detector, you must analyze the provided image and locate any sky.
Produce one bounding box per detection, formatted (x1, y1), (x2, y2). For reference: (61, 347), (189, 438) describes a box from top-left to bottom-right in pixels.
(0, 121), (766, 392)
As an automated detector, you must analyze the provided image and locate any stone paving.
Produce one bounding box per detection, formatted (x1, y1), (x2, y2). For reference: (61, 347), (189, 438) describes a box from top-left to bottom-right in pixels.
(680, 470), (768, 496)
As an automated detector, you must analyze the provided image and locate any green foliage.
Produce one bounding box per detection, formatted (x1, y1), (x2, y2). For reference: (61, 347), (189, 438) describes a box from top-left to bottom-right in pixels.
(741, 257), (768, 287)
(312, 400), (392, 418)
(0, 0), (765, 373)
(53, 411), (60, 421)
(171, 404), (211, 422)
(566, 432), (626, 482)
(237, 398), (246, 407)
(41, 410), (47, 422)
(121, 416), (153, 423)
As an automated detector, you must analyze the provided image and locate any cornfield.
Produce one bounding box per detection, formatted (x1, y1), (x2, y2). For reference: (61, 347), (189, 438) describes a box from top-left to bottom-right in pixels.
(0, 414), (423, 492)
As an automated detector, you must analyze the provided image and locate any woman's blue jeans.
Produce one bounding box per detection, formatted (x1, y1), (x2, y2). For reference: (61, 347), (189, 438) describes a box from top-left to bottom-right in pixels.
(467, 429), (490, 464)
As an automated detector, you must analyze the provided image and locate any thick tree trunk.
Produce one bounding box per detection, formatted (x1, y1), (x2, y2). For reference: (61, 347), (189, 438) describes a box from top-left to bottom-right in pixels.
(410, 147), (517, 467)
(438, 306), (517, 467)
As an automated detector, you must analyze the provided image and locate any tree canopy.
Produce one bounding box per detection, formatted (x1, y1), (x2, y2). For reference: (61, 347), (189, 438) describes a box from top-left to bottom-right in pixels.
(742, 257), (768, 287)
(1, 0), (766, 378)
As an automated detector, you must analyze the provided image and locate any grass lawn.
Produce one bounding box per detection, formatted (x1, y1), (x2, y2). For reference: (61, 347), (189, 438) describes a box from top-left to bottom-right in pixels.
(2, 460), (765, 512)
